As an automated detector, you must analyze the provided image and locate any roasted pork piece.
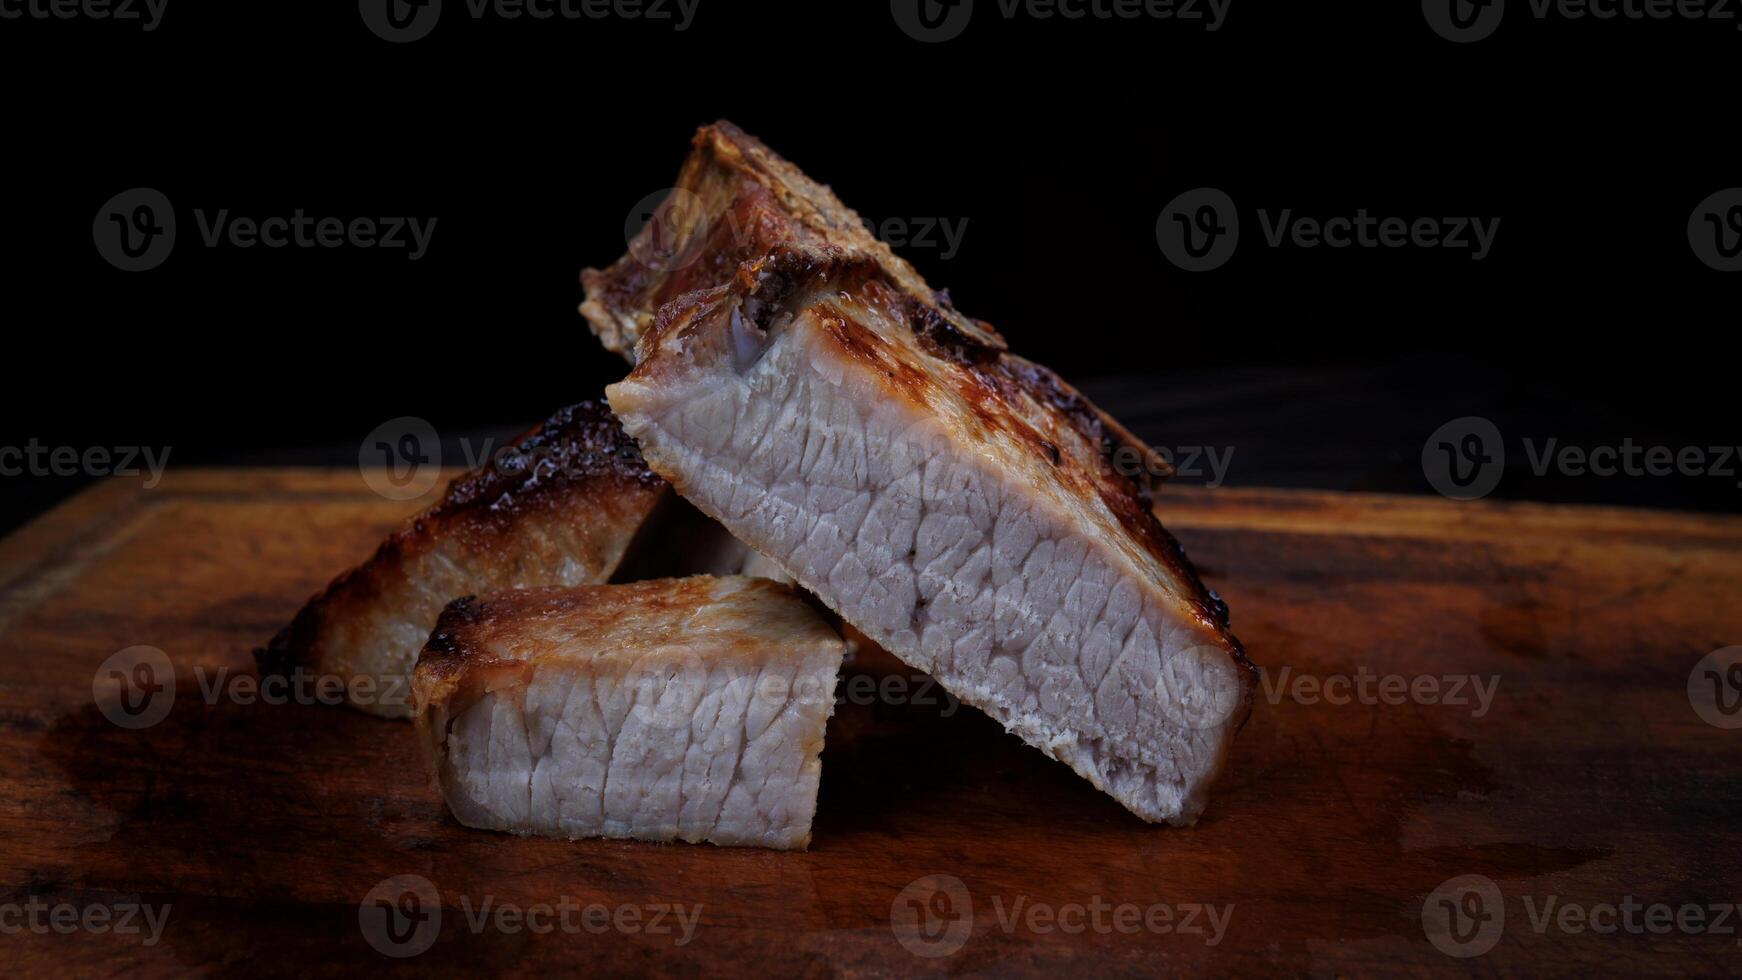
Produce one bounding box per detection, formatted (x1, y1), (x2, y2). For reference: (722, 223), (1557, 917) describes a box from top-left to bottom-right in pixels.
(257, 401), (743, 720)
(412, 576), (847, 849)
(589, 130), (1255, 824)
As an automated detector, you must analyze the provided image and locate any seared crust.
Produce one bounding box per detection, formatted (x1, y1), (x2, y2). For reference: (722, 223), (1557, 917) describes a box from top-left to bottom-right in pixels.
(256, 402), (669, 717)
(415, 576), (834, 688)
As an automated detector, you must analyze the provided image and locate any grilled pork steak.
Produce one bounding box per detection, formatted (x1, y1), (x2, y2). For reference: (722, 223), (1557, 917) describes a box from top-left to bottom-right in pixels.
(412, 576), (847, 850)
(257, 402), (680, 719)
(604, 244), (1255, 826)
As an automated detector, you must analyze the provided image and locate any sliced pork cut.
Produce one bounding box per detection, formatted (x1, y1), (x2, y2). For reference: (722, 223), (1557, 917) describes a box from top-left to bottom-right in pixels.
(605, 249), (1256, 825)
(257, 402), (672, 719)
(411, 576), (847, 850)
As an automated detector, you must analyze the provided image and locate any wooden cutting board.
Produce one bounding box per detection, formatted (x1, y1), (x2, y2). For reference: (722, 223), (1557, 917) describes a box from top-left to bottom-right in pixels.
(1, 470), (1738, 977)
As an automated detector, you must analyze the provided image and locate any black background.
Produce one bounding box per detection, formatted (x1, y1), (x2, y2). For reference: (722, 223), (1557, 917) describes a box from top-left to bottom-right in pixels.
(1, 0), (1736, 533)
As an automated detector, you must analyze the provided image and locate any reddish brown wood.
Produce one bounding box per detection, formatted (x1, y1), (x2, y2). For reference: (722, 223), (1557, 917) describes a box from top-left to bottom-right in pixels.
(1, 470), (1738, 976)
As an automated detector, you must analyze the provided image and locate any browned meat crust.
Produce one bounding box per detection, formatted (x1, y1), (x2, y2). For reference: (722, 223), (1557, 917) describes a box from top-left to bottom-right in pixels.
(256, 401), (669, 717)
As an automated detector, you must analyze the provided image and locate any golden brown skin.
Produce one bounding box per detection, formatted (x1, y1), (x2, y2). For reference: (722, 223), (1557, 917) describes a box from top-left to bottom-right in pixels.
(256, 402), (670, 719)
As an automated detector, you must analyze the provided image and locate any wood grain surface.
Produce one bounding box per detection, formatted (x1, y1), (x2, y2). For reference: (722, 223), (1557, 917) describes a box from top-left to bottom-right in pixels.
(1, 469), (1738, 977)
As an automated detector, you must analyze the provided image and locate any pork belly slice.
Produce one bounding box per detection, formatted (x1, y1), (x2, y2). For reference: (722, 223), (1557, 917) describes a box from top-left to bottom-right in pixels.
(606, 251), (1257, 825)
(258, 402), (689, 720)
(411, 576), (848, 850)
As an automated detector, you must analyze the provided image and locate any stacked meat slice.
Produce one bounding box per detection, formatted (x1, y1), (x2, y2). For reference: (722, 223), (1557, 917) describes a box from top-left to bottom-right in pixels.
(585, 123), (1256, 826)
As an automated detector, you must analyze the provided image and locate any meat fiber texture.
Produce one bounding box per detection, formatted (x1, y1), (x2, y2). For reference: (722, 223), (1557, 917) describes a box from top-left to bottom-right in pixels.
(586, 124), (1256, 826)
(257, 402), (672, 719)
(412, 576), (848, 850)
